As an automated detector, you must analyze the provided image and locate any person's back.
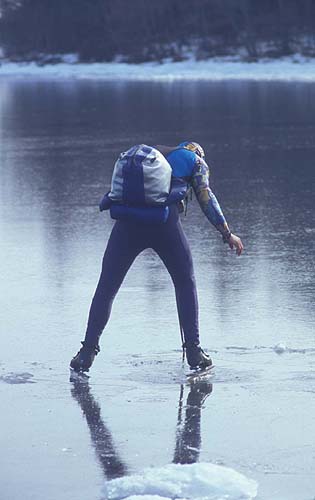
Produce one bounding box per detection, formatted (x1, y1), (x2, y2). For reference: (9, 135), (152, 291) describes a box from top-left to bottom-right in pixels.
(156, 144), (197, 179)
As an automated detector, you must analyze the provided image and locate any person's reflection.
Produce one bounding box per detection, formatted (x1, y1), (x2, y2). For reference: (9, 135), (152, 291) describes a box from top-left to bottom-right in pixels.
(70, 377), (127, 479)
(70, 376), (213, 481)
(173, 381), (213, 464)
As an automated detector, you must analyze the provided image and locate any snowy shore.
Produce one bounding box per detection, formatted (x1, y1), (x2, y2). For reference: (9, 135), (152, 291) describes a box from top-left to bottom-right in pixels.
(1, 56), (315, 81)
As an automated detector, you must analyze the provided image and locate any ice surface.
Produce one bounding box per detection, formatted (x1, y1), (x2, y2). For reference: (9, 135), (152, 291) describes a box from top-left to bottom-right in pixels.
(104, 462), (258, 500)
(121, 497), (171, 500)
(1, 56), (315, 81)
(1, 78), (315, 500)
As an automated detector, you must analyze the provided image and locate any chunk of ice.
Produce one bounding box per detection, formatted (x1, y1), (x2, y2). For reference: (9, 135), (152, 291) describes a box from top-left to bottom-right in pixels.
(104, 462), (258, 500)
(274, 342), (287, 354)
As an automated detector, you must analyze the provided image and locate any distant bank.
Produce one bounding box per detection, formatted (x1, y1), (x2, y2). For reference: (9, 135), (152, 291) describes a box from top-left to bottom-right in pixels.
(1, 55), (315, 81)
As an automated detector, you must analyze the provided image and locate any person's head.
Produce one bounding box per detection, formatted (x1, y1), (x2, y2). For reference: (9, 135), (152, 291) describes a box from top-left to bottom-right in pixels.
(178, 141), (205, 159)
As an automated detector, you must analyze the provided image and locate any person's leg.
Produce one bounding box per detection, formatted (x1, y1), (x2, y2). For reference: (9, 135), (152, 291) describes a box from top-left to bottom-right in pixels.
(71, 221), (145, 372)
(152, 207), (199, 345)
(84, 221), (145, 346)
(151, 207), (212, 369)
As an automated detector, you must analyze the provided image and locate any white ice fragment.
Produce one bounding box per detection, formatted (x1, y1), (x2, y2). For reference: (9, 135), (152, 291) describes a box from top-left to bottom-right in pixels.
(274, 343), (287, 354)
(105, 462), (258, 500)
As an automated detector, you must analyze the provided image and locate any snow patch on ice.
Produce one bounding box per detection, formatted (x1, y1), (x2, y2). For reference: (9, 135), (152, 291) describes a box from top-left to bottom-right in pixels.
(104, 462), (258, 500)
(226, 344), (315, 355)
(59, 53), (79, 64)
(1, 56), (315, 81)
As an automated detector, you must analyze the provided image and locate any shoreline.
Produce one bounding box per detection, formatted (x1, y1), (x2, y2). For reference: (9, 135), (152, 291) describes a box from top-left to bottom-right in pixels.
(1, 56), (315, 81)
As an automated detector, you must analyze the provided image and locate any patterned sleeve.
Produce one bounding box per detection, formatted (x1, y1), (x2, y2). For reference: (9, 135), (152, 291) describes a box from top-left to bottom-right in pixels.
(191, 157), (230, 236)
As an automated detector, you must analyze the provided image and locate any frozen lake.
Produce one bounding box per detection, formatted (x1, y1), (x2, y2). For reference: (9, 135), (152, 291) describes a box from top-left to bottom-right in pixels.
(0, 79), (315, 500)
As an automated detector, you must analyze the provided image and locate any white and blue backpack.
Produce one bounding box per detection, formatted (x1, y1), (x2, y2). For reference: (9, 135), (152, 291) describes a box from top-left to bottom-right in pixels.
(100, 144), (188, 223)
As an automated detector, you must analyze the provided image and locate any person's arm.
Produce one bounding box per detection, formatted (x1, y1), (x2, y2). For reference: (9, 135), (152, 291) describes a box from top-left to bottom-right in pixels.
(191, 157), (243, 255)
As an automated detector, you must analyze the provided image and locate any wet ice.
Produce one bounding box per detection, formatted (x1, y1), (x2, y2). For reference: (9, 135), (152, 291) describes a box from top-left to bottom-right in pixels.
(0, 372), (35, 384)
(1, 78), (315, 500)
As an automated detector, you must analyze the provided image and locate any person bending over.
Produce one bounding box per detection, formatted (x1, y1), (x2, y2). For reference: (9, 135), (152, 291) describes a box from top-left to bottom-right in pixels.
(70, 141), (243, 373)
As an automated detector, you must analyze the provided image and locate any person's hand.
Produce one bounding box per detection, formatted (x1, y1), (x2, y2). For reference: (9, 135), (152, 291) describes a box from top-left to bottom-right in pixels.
(228, 233), (244, 256)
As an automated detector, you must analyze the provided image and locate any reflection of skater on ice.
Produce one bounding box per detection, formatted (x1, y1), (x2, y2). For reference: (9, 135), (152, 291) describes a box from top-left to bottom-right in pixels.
(70, 377), (127, 480)
(173, 381), (213, 465)
(70, 376), (213, 480)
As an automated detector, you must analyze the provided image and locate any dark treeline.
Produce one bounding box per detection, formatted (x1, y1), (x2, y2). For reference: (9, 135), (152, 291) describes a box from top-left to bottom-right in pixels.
(1, 0), (315, 62)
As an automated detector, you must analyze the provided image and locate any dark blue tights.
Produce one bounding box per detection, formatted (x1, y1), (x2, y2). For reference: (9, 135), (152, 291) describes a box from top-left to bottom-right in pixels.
(84, 206), (199, 346)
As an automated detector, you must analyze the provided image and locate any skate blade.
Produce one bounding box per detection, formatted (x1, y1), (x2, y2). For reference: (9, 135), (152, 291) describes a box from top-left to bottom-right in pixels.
(186, 364), (215, 383)
(69, 368), (90, 382)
